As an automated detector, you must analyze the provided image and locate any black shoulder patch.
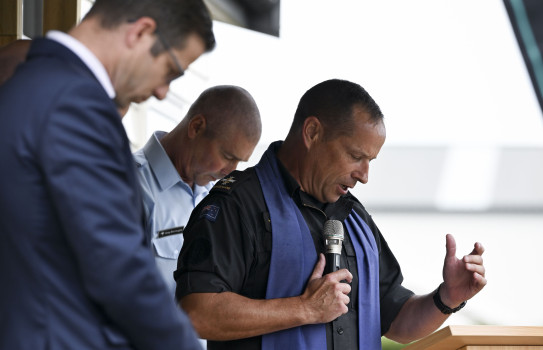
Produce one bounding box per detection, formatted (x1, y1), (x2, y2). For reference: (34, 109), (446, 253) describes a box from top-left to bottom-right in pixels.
(210, 170), (251, 194)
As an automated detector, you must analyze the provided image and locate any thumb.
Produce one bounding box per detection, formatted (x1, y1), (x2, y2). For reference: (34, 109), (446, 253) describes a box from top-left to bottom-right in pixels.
(309, 253), (326, 281)
(445, 233), (457, 259)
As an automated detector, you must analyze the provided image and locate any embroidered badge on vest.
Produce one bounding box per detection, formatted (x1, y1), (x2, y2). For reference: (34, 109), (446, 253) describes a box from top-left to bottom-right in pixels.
(200, 204), (220, 222)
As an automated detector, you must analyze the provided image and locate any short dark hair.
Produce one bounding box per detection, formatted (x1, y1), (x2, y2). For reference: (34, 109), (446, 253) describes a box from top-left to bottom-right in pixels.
(290, 79), (384, 140)
(85, 0), (215, 55)
(187, 85), (261, 143)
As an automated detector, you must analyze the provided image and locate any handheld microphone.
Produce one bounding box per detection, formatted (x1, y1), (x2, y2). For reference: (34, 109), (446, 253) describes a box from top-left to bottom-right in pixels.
(323, 219), (344, 275)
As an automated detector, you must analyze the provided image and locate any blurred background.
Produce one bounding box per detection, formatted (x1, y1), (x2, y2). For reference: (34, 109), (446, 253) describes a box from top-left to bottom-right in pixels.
(12, 0), (543, 347)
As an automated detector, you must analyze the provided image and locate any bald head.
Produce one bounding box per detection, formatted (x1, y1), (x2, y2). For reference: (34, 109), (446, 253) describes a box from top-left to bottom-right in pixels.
(161, 85), (261, 188)
(185, 85), (262, 143)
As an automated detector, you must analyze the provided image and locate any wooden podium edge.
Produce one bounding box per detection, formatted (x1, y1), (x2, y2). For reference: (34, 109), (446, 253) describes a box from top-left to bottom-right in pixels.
(403, 325), (543, 349)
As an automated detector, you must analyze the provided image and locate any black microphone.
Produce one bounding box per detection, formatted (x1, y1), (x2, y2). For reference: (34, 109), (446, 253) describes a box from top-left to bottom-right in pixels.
(323, 219), (344, 275)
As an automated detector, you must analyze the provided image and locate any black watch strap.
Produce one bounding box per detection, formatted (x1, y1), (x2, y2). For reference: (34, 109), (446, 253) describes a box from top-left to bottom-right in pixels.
(433, 284), (466, 314)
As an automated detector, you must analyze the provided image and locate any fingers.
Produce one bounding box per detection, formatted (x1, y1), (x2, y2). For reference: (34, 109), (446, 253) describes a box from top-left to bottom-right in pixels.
(339, 293), (350, 309)
(322, 273), (352, 295)
(447, 235), (485, 261)
(445, 233), (457, 259)
(302, 260), (352, 323)
(472, 271), (488, 288)
(311, 253), (353, 284)
(463, 253), (483, 265)
(441, 235), (487, 305)
(329, 268), (353, 284)
(464, 260), (485, 276)
(321, 277), (351, 320)
(470, 242), (485, 256)
(309, 254), (352, 288)
(464, 242), (485, 276)
(463, 250), (485, 276)
(309, 253), (326, 281)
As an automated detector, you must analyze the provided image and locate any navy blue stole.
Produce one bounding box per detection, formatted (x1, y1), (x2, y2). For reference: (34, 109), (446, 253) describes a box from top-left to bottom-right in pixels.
(255, 142), (381, 350)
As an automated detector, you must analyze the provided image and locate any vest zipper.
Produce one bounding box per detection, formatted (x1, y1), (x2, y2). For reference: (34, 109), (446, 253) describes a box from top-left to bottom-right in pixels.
(301, 202), (328, 220)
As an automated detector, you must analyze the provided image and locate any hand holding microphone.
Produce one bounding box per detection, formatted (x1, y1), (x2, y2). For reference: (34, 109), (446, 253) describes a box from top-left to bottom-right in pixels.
(300, 220), (351, 323)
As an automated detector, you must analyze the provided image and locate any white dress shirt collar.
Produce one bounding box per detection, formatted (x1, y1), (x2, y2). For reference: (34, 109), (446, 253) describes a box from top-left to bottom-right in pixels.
(46, 30), (115, 99)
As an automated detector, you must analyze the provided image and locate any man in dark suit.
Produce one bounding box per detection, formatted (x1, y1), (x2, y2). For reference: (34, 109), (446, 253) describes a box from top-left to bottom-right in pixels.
(0, 1), (215, 349)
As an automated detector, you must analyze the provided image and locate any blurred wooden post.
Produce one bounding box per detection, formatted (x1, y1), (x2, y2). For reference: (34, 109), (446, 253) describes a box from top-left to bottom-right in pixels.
(1, 0), (80, 46)
(43, 0), (81, 33)
(0, 0), (23, 46)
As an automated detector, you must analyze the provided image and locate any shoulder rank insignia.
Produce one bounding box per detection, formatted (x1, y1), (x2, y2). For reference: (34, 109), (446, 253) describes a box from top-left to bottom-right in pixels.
(213, 176), (236, 192)
(211, 170), (251, 194)
(220, 176), (236, 185)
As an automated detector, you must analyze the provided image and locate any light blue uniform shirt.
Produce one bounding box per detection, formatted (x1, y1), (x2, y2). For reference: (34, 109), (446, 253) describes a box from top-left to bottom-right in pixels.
(134, 131), (213, 295)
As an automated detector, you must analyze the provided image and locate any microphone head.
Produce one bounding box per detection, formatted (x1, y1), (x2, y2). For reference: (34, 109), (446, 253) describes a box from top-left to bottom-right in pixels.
(323, 220), (344, 255)
(323, 219), (344, 239)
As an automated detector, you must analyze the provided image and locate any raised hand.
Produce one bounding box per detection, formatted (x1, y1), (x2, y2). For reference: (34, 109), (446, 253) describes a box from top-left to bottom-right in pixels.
(440, 234), (487, 308)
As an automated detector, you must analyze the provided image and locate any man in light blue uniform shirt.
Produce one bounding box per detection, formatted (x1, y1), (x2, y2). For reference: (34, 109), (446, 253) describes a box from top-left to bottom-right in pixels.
(134, 85), (262, 294)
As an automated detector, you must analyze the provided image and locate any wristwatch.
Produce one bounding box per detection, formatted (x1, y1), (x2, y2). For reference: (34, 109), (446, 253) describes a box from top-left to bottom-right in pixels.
(433, 284), (466, 314)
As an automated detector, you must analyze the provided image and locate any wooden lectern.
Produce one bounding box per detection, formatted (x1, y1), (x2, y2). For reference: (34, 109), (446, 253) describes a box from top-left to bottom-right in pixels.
(403, 325), (543, 350)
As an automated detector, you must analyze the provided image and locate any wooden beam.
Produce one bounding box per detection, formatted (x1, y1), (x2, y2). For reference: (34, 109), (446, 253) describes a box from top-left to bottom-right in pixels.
(0, 0), (23, 46)
(43, 0), (81, 34)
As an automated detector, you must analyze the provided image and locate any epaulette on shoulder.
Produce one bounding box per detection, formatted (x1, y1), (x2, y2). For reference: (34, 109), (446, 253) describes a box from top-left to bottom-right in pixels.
(210, 170), (251, 194)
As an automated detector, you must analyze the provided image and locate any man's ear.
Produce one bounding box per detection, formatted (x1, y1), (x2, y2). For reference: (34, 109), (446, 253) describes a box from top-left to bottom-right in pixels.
(125, 17), (157, 48)
(302, 116), (322, 149)
(187, 114), (207, 139)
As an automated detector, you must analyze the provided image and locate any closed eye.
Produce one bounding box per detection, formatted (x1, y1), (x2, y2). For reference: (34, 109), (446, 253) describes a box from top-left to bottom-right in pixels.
(351, 154), (362, 161)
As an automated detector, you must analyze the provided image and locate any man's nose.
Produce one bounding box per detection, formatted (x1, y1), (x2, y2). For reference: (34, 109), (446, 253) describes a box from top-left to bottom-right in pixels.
(153, 84), (170, 100)
(221, 161), (240, 176)
(353, 161), (370, 184)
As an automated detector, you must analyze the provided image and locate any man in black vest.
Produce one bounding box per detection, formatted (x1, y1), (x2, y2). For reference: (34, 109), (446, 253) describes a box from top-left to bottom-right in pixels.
(175, 79), (487, 350)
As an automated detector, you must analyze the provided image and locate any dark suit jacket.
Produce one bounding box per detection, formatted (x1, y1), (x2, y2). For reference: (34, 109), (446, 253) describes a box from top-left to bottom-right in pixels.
(0, 38), (201, 350)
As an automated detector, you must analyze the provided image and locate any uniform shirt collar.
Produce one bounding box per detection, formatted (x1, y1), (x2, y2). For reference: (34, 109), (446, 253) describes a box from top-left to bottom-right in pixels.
(274, 147), (326, 211)
(46, 30), (115, 99)
(276, 154), (301, 198)
(142, 131), (183, 191)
